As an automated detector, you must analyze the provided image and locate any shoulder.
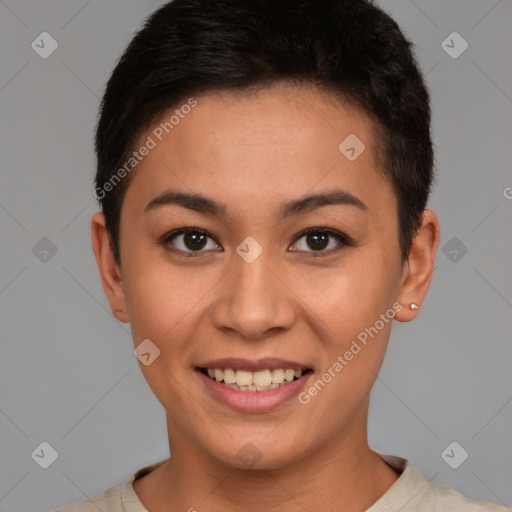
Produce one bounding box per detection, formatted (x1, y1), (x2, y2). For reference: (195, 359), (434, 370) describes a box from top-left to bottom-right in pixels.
(54, 483), (124, 512)
(427, 481), (509, 511)
(55, 459), (168, 512)
(372, 453), (509, 512)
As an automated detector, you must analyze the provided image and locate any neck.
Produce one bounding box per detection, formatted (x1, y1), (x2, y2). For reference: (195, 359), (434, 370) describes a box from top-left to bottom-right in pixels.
(133, 404), (399, 512)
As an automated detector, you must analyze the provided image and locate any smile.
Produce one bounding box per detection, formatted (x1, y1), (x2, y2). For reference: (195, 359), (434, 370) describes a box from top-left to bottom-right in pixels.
(199, 367), (310, 391)
(195, 358), (314, 412)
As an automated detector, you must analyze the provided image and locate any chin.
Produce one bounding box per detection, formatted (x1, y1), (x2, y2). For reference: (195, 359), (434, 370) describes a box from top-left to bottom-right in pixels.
(203, 431), (311, 472)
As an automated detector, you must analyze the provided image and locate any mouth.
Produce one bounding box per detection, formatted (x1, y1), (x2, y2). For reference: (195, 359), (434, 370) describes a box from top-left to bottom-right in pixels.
(198, 367), (313, 392)
(195, 357), (314, 412)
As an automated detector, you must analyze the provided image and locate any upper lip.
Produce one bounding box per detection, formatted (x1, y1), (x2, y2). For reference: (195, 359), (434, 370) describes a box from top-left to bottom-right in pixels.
(196, 357), (311, 372)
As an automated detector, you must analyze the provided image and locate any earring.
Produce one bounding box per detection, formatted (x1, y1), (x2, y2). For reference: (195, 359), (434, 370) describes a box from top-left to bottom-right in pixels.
(410, 303), (419, 310)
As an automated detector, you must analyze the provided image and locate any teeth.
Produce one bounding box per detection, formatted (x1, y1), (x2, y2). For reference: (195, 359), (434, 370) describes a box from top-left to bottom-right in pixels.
(203, 367), (306, 390)
(223, 368), (237, 384)
(236, 370), (253, 386)
(271, 369), (284, 383)
(284, 369), (295, 381)
(253, 370), (272, 387)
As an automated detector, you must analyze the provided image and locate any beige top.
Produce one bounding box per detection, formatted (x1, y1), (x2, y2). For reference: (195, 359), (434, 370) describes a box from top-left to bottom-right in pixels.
(55, 453), (509, 511)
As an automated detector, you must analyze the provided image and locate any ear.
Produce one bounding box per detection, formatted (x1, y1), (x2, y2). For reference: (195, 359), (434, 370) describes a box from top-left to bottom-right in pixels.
(394, 209), (440, 322)
(90, 211), (129, 323)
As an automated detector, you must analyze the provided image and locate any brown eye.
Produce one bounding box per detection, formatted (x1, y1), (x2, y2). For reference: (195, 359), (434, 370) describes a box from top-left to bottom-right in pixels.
(305, 232), (329, 250)
(162, 228), (221, 255)
(181, 231), (208, 251)
(290, 227), (353, 256)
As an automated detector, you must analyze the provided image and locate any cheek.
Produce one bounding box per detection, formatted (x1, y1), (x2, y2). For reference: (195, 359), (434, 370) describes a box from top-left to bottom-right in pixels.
(290, 253), (399, 332)
(297, 300), (394, 426)
(124, 264), (203, 410)
(121, 255), (181, 344)
(289, 251), (399, 397)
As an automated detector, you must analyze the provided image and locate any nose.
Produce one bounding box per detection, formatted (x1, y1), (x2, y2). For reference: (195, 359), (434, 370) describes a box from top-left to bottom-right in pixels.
(210, 248), (296, 341)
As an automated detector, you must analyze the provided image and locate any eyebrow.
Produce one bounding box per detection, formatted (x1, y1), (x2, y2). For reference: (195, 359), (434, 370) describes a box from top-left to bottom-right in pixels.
(144, 188), (367, 221)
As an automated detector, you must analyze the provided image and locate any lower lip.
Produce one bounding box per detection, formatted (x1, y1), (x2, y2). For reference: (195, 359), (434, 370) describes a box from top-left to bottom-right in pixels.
(196, 369), (312, 413)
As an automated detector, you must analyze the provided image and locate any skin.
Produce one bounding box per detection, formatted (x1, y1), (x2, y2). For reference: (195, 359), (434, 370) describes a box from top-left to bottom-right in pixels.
(91, 83), (440, 512)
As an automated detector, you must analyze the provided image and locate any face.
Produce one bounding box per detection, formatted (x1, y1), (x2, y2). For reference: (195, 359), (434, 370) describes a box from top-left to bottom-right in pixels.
(93, 83), (436, 470)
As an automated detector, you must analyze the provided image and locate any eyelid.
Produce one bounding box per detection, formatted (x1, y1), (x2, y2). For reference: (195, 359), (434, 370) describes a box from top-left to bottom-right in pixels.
(159, 227), (221, 257)
(160, 226), (355, 257)
(290, 226), (356, 256)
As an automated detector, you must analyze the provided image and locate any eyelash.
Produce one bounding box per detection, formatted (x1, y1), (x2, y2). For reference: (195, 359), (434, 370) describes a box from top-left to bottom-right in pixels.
(159, 226), (356, 258)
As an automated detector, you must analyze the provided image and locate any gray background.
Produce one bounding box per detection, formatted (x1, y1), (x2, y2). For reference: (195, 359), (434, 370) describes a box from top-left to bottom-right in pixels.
(1, 1), (511, 511)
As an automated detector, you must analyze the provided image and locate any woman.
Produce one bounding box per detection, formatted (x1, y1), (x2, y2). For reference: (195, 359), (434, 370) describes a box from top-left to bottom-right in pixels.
(57, 0), (507, 510)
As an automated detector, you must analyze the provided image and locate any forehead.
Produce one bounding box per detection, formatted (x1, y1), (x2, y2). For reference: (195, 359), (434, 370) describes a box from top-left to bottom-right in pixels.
(168, 85), (373, 164)
(123, 83), (395, 220)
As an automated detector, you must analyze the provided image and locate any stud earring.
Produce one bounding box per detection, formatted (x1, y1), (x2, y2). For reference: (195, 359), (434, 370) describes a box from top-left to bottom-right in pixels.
(410, 303), (419, 310)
